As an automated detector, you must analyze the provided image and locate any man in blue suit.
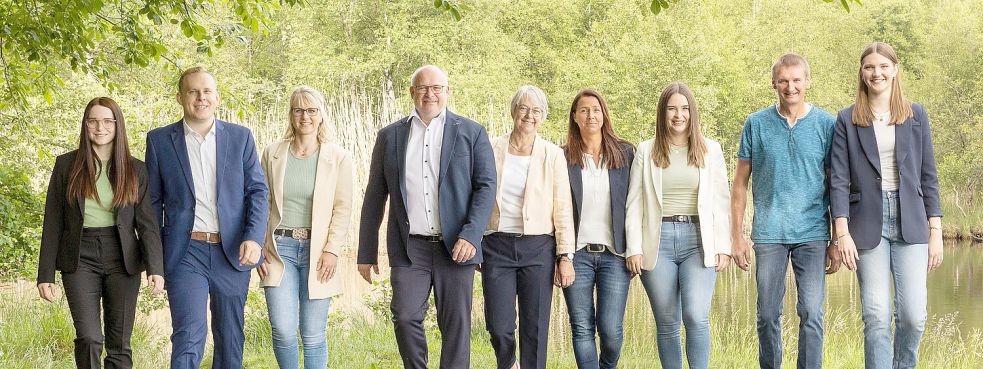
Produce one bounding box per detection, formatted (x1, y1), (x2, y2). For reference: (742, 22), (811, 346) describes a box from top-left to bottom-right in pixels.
(357, 65), (496, 369)
(146, 67), (269, 369)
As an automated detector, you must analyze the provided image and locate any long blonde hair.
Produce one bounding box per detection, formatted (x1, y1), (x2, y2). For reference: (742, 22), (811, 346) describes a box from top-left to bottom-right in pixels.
(651, 82), (707, 168)
(284, 86), (330, 143)
(852, 42), (913, 127)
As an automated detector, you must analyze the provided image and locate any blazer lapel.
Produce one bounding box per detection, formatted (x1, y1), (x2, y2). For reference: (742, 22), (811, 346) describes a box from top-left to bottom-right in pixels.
(215, 120), (230, 197)
(651, 163), (664, 207)
(311, 143), (332, 224)
(570, 162), (584, 218)
(493, 134), (508, 211)
(395, 118), (410, 208)
(270, 140), (291, 219)
(438, 111), (460, 188)
(169, 123), (196, 192)
(895, 118), (912, 166)
(857, 124), (882, 175)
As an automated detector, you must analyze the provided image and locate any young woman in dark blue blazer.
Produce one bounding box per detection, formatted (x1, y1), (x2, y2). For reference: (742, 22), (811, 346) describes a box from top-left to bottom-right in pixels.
(830, 42), (944, 369)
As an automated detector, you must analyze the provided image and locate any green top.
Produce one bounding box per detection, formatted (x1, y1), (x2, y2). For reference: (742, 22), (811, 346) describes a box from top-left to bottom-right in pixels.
(83, 160), (116, 227)
(661, 147), (700, 216)
(280, 148), (319, 229)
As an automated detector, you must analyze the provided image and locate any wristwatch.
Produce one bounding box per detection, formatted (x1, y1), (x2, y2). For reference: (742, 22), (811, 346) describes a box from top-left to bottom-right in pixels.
(556, 253), (574, 263)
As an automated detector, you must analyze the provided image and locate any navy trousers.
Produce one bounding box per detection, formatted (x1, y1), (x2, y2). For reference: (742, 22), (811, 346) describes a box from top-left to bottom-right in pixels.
(166, 240), (251, 369)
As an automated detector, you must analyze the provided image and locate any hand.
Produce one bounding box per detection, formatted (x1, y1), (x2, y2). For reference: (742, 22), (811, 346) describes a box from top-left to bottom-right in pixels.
(257, 249), (273, 279)
(732, 236), (752, 271)
(317, 251), (339, 283)
(451, 238), (477, 263)
(928, 231), (943, 272)
(358, 263), (379, 283)
(626, 255), (644, 276)
(147, 274), (165, 294)
(553, 258), (575, 288)
(37, 283), (58, 302)
(839, 234), (859, 271)
(238, 240), (262, 266)
(826, 241), (843, 274)
(715, 254), (731, 272)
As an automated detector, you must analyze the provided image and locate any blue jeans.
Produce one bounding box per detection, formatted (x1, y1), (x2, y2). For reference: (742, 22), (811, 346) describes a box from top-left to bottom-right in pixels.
(754, 239), (827, 369)
(856, 191), (928, 369)
(265, 236), (332, 369)
(640, 222), (717, 369)
(562, 247), (631, 369)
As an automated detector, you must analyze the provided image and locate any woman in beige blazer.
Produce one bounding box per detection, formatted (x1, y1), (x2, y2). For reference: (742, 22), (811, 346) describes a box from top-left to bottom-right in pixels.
(257, 86), (354, 369)
(625, 82), (731, 369)
(482, 85), (575, 369)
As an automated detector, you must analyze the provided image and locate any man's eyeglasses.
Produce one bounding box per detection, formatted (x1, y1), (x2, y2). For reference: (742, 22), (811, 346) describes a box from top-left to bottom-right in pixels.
(516, 106), (544, 119)
(84, 119), (116, 128)
(412, 85), (447, 95)
(291, 108), (320, 117)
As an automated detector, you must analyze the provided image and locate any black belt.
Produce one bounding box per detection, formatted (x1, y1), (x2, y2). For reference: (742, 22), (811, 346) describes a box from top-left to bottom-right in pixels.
(585, 243), (606, 253)
(409, 234), (443, 243)
(662, 215), (699, 223)
(495, 232), (524, 238)
(274, 228), (311, 240)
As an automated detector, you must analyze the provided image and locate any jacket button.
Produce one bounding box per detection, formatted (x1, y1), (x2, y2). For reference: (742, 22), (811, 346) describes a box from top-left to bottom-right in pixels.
(876, 177), (881, 181)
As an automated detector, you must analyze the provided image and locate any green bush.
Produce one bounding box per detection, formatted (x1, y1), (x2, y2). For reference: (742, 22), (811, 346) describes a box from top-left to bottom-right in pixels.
(0, 166), (43, 279)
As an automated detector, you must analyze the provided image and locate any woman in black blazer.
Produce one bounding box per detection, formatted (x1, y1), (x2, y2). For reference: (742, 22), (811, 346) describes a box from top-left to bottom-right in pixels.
(830, 42), (943, 369)
(37, 97), (164, 369)
(561, 89), (635, 369)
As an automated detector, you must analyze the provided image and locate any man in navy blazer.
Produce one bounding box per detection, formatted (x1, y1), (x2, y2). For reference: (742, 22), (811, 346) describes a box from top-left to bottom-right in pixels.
(357, 65), (496, 369)
(145, 67), (268, 369)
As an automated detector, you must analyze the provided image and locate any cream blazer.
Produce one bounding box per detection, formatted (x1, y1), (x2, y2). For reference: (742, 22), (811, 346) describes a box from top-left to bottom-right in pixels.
(260, 139), (354, 299)
(626, 138), (731, 270)
(486, 134), (576, 254)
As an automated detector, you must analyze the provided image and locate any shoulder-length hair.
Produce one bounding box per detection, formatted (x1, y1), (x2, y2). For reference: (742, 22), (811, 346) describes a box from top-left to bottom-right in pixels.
(852, 42), (913, 127)
(283, 86), (330, 144)
(564, 89), (633, 169)
(651, 82), (707, 168)
(66, 97), (138, 207)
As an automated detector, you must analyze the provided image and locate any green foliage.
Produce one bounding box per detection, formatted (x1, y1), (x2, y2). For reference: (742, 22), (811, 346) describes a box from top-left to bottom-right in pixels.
(0, 166), (43, 279)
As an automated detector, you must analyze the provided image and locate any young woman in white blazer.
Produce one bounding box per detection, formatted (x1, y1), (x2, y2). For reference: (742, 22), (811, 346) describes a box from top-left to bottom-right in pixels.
(625, 82), (731, 369)
(257, 86), (354, 369)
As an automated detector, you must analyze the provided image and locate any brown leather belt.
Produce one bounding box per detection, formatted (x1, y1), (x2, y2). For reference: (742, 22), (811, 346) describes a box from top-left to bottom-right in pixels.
(274, 228), (311, 240)
(191, 231), (222, 244)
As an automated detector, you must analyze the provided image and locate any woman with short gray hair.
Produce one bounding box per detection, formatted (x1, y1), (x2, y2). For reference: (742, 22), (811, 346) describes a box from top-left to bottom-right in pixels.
(482, 85), (575, 369)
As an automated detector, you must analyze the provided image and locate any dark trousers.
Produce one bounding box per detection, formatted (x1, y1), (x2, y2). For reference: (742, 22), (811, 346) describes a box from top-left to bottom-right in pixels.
(481, 233), (556, 369)
(62, 226), (141, 369)
(390, 236), (476, 369)
(166, 240), (251, 369)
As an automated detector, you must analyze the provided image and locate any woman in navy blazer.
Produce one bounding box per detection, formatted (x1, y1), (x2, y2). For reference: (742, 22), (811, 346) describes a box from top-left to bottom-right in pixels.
(561, 89), (635, 369)
(830, 42), (944, 369)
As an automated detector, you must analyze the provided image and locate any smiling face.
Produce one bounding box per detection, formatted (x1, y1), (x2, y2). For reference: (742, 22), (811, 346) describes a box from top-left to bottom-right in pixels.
(409, 66), (449, 120)
(177, 71), (220, 124)
(512, 94), (545, 136)
(664, 93), (691, 138)
(85, 104), (117, 149)
(290, 96), (323, 138)
(573, 96), (604, 136)
(772, 64), (811, 107)
(861, 52), (898, 97)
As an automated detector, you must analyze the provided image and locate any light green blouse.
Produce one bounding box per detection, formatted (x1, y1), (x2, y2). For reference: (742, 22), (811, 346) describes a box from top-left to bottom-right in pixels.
(661, 147), (700, 216)
(279, 149), (318, 228)
(83, 161), (116, 227)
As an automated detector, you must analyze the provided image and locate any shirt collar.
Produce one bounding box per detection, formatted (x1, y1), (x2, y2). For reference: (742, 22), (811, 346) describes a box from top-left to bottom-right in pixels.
(182, 118), (216, 139)
(410, 108), (447, 126)
(774, 103), (813, 120)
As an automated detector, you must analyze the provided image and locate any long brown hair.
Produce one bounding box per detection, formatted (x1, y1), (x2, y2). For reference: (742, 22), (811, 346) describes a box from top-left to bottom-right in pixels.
(851, 42), (913, 127)
(651, 82), (707, 168)
(564, 89), (632, 169)
(66, 97), (138, 208)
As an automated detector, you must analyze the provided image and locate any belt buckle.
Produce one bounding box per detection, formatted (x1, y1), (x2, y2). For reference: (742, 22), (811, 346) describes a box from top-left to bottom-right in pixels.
(587, 244), (605, 253)
(674, 215), (687, 223)
(292, 229), (310, 240)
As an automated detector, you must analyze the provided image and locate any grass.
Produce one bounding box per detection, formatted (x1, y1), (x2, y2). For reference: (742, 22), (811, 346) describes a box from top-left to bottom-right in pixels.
(3, 280), (982, 369)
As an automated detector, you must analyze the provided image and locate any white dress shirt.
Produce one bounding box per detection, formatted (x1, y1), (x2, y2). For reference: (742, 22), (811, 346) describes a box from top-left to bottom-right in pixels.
(498, 153), (531, 233)
(184, 120), (220, 232)
(577, 154), (619, 255)
(405, 109), (446, 236)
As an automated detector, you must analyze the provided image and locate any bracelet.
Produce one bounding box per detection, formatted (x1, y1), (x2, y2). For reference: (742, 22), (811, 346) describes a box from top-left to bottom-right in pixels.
(929, 226), (942, 232)
(836, 233), (850, 240)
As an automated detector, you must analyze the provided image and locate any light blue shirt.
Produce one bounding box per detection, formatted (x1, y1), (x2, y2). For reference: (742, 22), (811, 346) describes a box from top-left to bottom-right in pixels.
(737, 104), (835, 244)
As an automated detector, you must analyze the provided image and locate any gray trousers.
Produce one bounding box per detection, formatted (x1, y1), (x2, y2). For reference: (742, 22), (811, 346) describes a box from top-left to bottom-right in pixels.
(481, 233), (556, 369)
(390, 236), (476, 369)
